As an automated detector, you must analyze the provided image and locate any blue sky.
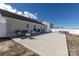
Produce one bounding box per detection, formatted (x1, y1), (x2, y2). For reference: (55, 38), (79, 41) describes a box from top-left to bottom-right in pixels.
(8, 3), (79, 28)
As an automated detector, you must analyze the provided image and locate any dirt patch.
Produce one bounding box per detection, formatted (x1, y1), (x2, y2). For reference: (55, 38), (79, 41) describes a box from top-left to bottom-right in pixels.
(66, 34), (79, 56)
(0, 40), (39, 56)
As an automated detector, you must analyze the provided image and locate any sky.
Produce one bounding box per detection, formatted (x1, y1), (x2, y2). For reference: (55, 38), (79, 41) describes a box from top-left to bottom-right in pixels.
(4, 3), (79, 28)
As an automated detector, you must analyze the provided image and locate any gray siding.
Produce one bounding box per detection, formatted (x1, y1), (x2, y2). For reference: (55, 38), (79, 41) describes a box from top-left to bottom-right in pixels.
(4, 17), (46, 37)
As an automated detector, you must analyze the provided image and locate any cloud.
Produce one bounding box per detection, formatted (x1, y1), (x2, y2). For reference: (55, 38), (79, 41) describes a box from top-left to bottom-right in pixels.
(0, 3), (17, 13)
(29, 13), (37, 19)
(35, 13), (38, 16)
(0, 3), (38, 19)
(17, 11), (23, 15)
(23, 11), (30, 18)
(23, 11), (38, 19)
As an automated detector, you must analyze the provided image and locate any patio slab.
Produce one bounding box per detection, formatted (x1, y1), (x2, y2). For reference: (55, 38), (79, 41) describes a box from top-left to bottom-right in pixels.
(13, 33), (68, 56)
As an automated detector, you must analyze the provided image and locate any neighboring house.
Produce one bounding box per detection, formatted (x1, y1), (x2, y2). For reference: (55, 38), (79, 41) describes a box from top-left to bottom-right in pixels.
(42, 21), (53, 32)
(0, 9), (47, 38)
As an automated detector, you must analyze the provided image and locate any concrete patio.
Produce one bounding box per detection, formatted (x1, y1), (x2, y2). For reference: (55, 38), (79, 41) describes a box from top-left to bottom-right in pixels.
(13, 33), (68, 56)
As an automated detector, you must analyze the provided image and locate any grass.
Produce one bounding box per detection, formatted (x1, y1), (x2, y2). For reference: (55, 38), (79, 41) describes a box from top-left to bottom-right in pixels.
(32, 53), (39, 56)
(66, 34), (79, 56)
(0, 40), (39, 56)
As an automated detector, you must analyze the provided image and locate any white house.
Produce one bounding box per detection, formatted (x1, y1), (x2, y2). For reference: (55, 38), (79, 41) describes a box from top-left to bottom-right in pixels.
(0, 9), (47, 38)
(42, 21), (53, 32)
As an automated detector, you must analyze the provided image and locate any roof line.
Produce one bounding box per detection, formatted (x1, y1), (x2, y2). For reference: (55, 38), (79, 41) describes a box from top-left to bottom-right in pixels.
(0, 9), (44, 25)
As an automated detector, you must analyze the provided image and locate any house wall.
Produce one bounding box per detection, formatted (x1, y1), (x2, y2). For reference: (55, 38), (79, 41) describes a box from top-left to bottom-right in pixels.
(0, 14), (7, 38)
(4, 17), (46, 37)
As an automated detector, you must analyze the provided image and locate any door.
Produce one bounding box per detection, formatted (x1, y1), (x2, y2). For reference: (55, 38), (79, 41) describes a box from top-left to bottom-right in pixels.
(7, 23), (10, 36)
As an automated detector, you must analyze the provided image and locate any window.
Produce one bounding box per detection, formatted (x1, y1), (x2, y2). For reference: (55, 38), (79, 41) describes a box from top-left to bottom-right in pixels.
(34, 25), (36, 28)
(33, 25), (36, 31)
(27, 24), (29, 28)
